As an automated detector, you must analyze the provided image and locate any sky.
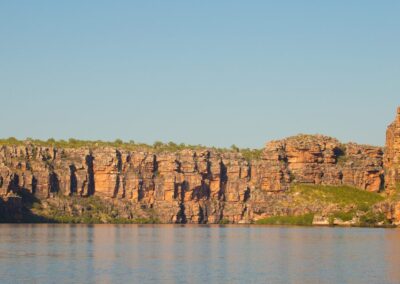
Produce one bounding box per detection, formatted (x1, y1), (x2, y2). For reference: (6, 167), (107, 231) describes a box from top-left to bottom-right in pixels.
(0, 1), (399, 148)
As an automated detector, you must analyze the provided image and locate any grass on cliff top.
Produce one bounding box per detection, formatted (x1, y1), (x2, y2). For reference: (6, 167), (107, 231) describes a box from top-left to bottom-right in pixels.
(255, 214), (314, 226)
(290, 184), (384, 209)
(0, 137), (263, 160)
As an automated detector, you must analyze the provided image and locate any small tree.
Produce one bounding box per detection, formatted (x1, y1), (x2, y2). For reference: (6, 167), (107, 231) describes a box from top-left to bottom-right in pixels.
(230, 144), (240, 152)
(153, 141), (163, 149)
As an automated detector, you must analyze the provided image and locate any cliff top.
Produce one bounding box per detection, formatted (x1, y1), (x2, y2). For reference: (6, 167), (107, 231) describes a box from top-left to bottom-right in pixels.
(282, 134), (340, 144)
(267, 134), (382, 149)
(0, 137), (264, 161)
(0, 134), (381, 160)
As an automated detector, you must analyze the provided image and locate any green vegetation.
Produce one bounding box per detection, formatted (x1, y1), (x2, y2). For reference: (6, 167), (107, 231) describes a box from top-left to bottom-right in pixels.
(332, 211), (354, 221)
(0, 137), (263, 159)
(25, 195), (161, 224)
(51, 215), (160, 224)
(240, 148), (263, 161)
(289, 172), (296, 182)
(358, 211), (388, 227)
(219, 219), (230, 225)
(286, 184), (394, 227)
(391, 182), (400, 201)
(230, 144), (240, 152)
(255, 214), (314, 226)
(290, 184), (384, 210)
(0, 137), (23, 146)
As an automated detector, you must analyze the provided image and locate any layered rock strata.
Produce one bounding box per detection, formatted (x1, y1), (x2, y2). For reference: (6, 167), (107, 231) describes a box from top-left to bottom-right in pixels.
(0, 134), (385, 223)
(384, 107), (400, 193)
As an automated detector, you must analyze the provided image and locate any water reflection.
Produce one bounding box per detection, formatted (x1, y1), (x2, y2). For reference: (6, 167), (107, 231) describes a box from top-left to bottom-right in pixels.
(385, 230), (400, 283)
(0, 225), (399, 284)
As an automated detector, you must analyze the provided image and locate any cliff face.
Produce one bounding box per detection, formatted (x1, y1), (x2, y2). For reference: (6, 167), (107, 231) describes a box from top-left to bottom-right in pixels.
(0, 133), (385, 223)
(384, 107), (400, 193)
(383, 107), (400, 225)
(264, 135), (383, 191)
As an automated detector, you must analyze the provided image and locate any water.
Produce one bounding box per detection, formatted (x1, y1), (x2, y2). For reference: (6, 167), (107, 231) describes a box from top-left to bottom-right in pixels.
(0, 225), (399, 284)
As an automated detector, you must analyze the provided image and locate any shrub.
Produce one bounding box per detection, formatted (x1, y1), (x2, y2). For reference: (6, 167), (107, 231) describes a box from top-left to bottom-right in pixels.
(153, 141), (164, 149)
(230, 145), (240, 153)
(358, 211), (387, 227)
(256, 214), (314, 226)
(332, 211), (354, 222)
(240, 148), (263, 161)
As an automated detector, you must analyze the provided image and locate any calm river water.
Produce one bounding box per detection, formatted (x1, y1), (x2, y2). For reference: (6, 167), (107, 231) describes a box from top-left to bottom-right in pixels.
(0, 225), (399, 284)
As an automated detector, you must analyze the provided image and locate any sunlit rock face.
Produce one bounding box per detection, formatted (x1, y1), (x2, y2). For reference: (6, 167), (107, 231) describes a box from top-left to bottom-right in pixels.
(384, 107), (400, 193)
(263, 135), (383, 192)
(383, 107), (400, 225)
(0, 127), (386, 223)
(9, 107), (400, 223)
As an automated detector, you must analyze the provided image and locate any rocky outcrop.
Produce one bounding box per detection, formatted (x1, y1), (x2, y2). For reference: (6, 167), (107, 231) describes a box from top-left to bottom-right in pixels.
(384, 107), (400, 224)
(263, 135), (384, 192)
(0, 132), (386, 223)
(384, 107), (400, 193)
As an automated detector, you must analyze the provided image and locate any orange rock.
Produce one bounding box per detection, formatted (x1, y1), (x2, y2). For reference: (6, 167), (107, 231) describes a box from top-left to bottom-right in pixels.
(0, 112), (395, 223)
(384, 106), (400, 193)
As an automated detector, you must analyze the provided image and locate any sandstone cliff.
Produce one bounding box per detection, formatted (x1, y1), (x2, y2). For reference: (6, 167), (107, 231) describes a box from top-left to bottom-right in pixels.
(2, 106), (400, 225)
(0, 133), (386, 224)
(384, 107), (400, 193)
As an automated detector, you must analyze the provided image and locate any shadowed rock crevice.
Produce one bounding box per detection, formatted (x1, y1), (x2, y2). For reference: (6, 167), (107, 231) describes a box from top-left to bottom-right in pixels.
(219, 161), (227, 200)
(85, 154), (95, 196)
(138, 179), (144, 202)
(112, 150), (123, 198)
(153, 155), (158, 177)
(174, 181), (188, 224)
(244, 187), (251, 202)
(69, 165), (78, 195)
(113, 177), (120, 198)
(7, 174), (20, 194)
(49, 172), (59, 196)
(32, 176), (37, 195)
(191, 181), (210, 201)
(198, 206), (206, 224)
(176, 204), (187, 224)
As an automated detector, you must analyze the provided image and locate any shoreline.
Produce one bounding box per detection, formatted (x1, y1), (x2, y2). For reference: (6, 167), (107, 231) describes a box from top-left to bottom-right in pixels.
(0, 221), (397, 229)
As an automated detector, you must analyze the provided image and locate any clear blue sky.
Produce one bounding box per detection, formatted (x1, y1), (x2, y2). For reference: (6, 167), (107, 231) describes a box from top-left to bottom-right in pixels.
(0, 1), (399, 148)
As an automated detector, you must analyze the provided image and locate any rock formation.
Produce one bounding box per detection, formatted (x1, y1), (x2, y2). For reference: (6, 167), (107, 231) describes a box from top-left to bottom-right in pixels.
(384, 107), (400, 193)
(2, 106), (400, 224)
(0, 132), (386, 223)
(264, 135), (383, 192)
